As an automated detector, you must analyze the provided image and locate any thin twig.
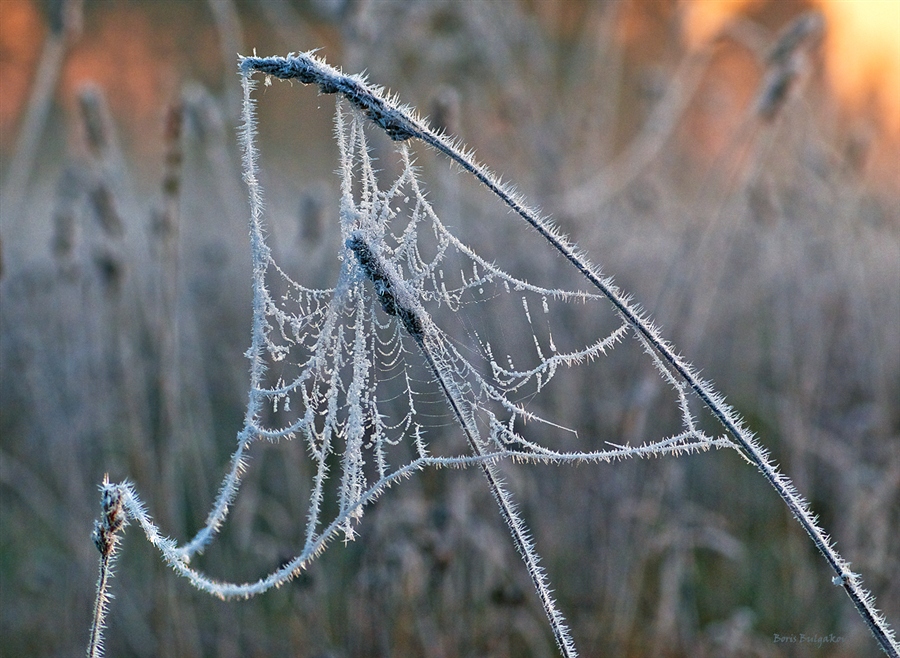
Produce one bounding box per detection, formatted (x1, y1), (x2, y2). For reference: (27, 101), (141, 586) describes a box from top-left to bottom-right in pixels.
(347, 232), (578, 657)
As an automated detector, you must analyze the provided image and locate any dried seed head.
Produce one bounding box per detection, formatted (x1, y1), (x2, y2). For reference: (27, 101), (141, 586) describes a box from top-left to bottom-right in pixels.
(755, 11), (825, 121)
(92, 476), (128, 556)
(92, 248), (124, 294)
(766, 11), (825, 67)
(88, 183), (124, 238)
(77, 85), (113, 159)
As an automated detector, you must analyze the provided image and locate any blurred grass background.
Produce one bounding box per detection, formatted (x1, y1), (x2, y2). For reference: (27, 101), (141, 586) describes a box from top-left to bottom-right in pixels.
(1, 1), (898, 656)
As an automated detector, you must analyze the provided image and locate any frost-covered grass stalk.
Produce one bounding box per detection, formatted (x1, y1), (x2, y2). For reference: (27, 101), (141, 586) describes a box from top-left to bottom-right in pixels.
(86, 476), (127, 658)
(347, 232), (578, 655)
(87, 50), (899, 658)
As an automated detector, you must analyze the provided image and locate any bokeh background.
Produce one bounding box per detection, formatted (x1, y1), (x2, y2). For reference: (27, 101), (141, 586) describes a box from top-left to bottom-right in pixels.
(1, 1), (898, 656)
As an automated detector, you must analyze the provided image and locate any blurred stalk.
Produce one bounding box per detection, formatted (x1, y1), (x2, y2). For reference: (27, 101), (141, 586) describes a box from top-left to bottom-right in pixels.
(150, 101), (186, 528)
(207, 0), (244, 121)
(182, 83), (244, 213)
(1, 0), (83, 222)
(561, 46), (713, 215)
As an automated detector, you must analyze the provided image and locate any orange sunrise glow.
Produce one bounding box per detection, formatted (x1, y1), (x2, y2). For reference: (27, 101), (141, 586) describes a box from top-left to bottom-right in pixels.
(681, 0), (760, 48)
(682, 0), (900, 136)
(814, 0), (900, 135)
(1, 0), (898, 167)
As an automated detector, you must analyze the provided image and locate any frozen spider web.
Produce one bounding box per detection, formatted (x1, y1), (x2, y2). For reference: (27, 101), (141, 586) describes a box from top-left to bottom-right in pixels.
(117, 79), (735, 602)
(241, 91), (733, 552)
(87, 55), (900, 658)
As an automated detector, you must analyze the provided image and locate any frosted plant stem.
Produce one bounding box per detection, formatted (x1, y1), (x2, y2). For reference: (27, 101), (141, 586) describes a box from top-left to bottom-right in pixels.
(86, 558), (112, 658)
(241, 52), (899, 656)
(172, 66), (272, 562)
(417, 335), (578, 657)
(86, 476), (127, 658)
(346, 234), (577, 657)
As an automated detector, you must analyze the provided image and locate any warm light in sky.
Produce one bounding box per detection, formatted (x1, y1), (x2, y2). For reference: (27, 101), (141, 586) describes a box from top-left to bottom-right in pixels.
(814, 0), (900, 135)
(681, 0), (759, 49)
(681, 0), (900, 136)
(0, 0), (43, 140)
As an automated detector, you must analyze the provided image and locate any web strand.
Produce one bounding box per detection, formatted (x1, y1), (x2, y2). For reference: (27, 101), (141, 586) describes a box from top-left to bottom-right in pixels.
(86, 52), (898, 658)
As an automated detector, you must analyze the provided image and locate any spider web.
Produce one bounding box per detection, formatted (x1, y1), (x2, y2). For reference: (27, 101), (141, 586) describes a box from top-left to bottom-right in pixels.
(243, 98), (731, 548)
(87, 56), (900, 658)
(113, 74), (736, 602)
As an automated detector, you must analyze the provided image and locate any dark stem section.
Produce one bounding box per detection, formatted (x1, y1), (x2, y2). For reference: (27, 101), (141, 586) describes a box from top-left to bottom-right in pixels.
(347, 233), (578, 657)
(87, 477), (128, 658)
